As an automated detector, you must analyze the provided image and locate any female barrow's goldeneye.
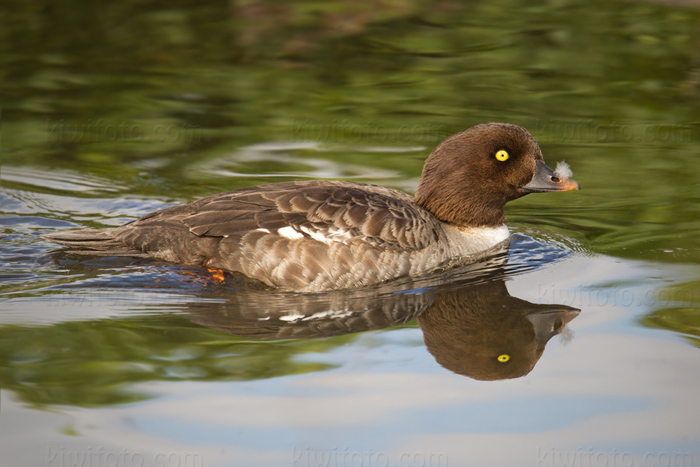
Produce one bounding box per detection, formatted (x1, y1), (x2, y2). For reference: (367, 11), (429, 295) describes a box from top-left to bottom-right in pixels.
(43, 123), (579, 292)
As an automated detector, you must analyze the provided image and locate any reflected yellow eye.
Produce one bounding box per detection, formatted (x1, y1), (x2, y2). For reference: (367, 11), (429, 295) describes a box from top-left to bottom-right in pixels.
(495, 150), (509, 162)
(497, 354), (510, 363)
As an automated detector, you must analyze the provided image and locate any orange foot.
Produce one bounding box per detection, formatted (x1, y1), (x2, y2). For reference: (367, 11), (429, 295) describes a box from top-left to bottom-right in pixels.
(207, 268), (226, 285)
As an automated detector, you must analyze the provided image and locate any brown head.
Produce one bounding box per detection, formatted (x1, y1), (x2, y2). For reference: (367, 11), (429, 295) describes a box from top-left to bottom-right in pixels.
(415, 123), (579, 227)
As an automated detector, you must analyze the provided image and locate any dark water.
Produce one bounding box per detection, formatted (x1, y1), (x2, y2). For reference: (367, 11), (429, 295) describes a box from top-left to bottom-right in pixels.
(2, 2), (700, 466)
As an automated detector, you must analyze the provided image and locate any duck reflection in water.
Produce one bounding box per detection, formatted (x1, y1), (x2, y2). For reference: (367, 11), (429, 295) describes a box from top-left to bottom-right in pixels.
(417, 280), (578, 380)
(187, 254), (580, 381)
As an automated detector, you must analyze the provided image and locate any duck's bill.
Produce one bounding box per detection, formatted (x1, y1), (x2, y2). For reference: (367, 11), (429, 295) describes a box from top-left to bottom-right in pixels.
(521, 160), (580, 193)
(526, 304), (581, 345)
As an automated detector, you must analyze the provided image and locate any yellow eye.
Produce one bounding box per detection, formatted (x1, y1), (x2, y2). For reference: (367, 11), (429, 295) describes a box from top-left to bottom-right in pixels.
(495, 150), (509, 162)
(496, 153), (510, 162)
(497, 354), (510, 363)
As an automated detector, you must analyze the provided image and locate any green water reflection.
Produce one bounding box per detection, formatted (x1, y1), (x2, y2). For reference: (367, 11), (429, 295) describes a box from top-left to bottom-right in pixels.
(642, 280), (700, 346)
(0, 317), (348, 407)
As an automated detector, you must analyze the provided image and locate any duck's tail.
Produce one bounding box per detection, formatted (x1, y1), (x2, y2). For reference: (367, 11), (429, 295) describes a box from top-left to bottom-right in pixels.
(42, 229), (147, 257)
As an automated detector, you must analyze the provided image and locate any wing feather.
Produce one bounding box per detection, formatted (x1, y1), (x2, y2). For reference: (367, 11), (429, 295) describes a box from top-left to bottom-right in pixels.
(131, 181), (441, 250)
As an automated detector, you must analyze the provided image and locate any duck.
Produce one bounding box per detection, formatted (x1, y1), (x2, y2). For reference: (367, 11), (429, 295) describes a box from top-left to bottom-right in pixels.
(42, 123), (579, 292)
(418, 279), (579, 381)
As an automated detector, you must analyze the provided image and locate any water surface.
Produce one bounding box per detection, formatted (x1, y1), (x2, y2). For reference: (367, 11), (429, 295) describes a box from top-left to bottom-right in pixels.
(2, 1), (700, 466)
